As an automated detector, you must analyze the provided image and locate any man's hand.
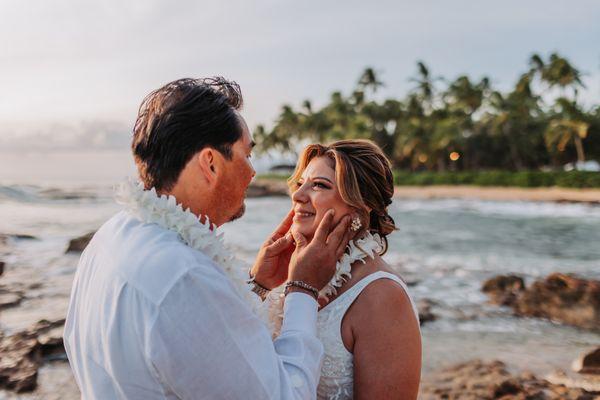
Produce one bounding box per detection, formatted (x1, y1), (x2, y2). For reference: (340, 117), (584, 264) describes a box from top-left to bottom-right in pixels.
(250, 209), (295, 289)
(288, 210), (352, 291)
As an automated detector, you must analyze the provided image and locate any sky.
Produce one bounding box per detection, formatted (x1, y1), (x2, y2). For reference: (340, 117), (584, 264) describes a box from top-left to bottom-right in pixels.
(0, 0), (599, 152)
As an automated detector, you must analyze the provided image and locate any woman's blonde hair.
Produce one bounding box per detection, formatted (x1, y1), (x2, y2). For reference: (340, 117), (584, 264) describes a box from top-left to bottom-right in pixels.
(288, 139), (397, 254)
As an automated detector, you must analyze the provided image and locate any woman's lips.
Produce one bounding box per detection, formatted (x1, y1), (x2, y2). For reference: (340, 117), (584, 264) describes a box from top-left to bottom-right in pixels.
(294, 211), (315, 220)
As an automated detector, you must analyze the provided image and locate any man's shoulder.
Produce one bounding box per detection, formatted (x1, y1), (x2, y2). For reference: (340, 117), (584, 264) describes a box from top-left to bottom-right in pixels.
(86, 211), (227, 306)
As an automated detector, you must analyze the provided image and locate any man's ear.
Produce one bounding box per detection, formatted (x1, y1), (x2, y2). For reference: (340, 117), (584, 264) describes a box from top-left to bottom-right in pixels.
(196, 148), (217, 185)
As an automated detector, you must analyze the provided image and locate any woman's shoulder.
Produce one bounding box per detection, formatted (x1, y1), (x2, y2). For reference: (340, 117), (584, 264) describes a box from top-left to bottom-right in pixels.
(349, 268), (419, 326)
(358, 273), (413, 308)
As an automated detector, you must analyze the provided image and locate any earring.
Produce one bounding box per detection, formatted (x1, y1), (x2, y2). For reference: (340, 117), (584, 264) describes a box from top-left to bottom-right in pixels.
(350, 217), (362, 232)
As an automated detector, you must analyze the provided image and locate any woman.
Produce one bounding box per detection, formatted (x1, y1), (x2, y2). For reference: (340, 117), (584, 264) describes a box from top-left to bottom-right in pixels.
(287, 139), (421, 399)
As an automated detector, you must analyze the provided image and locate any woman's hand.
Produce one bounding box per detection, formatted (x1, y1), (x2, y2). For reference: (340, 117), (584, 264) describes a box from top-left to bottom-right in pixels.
(250, 209), (295, 289)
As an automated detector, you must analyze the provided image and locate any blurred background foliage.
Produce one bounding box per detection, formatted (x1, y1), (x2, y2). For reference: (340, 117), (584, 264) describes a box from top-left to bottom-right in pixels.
(254, 53), (600, 184)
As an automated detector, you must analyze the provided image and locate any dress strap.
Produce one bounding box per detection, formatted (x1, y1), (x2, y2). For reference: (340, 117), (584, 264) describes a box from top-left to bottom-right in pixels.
(323, 270), (420, 323)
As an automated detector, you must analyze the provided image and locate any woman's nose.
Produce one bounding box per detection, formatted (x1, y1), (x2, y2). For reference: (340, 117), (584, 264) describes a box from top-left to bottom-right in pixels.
(292, 183), (308, 203)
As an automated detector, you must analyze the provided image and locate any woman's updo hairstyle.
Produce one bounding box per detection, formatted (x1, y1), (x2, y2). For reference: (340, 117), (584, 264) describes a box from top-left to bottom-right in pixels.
(288, 139), (397, 254)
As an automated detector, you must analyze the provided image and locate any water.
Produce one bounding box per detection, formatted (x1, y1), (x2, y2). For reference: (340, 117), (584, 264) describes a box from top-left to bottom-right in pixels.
(0, 181), (599, 395)
(223, 196), (600, 374)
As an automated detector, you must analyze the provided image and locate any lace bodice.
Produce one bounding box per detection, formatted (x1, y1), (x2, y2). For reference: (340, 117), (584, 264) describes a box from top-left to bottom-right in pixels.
(316, 271), (419, 400)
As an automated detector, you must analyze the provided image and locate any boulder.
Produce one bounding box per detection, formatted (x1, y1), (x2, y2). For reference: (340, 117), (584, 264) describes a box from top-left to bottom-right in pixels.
(417, 299), (437, 325)
(573, 347), (600, 375)
(482, 273), (600, 332)
(0, 319), (66, 393)
(0, 333), (39, 392)
(513, 273), (600, 331)
(65, 232), (95, 253)
(481, 274), (525, 306)
(37, 325), (65, 359)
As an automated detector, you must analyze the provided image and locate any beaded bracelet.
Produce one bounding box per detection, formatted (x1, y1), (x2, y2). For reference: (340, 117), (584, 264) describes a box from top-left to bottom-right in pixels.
(284, 280), (319, 300)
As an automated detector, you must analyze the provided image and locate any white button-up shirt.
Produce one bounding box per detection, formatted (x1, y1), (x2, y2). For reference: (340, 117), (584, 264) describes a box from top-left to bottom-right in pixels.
(64, 211), (323, 399)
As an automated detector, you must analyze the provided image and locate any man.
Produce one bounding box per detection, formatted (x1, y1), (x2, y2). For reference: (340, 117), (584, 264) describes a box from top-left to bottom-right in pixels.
(63, 77), (350, 399)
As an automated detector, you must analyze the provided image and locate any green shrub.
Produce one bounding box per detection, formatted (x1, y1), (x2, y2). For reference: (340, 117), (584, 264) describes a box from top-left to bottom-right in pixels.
(392, 170), (600, 188)
(260, 171), (600, 188)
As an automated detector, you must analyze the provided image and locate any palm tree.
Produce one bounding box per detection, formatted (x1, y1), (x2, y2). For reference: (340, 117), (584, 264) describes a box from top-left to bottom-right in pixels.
(358, 67), (384, 94)
(444, 76), (490, 115)
(530, 53), (589, 165)
(409, 61), (443, 113)
(484, 74), (544, 170)
(545, 98), (589, 164)
(529, 53), (585, 99)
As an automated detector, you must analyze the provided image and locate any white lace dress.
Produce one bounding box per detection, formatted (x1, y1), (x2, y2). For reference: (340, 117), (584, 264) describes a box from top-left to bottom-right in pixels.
(316, 271), (420, 400)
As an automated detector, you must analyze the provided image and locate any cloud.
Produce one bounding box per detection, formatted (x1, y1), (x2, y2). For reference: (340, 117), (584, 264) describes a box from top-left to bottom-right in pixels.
(0, 0), (598, 150)
(0, 120), (131, 151)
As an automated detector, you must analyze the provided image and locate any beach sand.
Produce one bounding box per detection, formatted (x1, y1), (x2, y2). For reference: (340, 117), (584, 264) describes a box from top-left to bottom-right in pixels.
(394, 185), (600, 203)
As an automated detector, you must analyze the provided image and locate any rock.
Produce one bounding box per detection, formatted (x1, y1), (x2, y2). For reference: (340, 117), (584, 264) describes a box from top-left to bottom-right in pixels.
(481, 274), (525, 306)
(482, 273), (600, 331)
(11, 234), (37, 240)
(0, 291), (23, 309)
(0, 319), (66, 393)
(65, 232), (95, 253)
(0, 261), (4, 276)
(37, 325), (65, 359)
(0, 233), (37, 241)
(573, 347), (600, 375)
(417, 299), (437, 325)
(514, 273), (600, 331)
(493, 378), (523, 397)
(246, 180), (289, 198)
(0, 333), (39, 392)
(548, 369), (600, 393)
(419, 359), (598, 399)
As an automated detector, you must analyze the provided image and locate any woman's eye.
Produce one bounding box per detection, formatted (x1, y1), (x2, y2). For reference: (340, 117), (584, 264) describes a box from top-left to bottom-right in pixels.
(313, 182), (328, 189)
(295, 181), (303, 188)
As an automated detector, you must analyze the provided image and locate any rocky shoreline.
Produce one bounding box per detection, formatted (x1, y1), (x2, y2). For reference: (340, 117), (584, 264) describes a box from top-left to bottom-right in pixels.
(1, 221), (600, 397)
(420, 359), (600, 399)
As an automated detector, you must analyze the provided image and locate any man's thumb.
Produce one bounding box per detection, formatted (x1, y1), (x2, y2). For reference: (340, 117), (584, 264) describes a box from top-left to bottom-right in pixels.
(292, 231), (308, 249)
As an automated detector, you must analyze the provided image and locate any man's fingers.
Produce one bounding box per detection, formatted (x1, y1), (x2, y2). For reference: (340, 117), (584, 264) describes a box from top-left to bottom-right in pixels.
(291, 230), (308, 249)
(266, 233), (294, 255)
(326, 215), (350, 250)
(272, 208), (295, 238)
(313, 209), (335, 244)
(335, 227), (352, 259)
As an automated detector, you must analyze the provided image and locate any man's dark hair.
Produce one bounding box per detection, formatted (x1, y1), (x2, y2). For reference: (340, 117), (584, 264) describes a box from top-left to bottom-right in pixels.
(132, 77), (244, 191)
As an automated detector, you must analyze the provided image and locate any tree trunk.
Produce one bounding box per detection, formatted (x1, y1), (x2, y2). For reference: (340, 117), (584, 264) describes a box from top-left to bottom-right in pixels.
(574, 135), (586, 163)
(503, 125), (524, 170)
(437, 158), (446, 172)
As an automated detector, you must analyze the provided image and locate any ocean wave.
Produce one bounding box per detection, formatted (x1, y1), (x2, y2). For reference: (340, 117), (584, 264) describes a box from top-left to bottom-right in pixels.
(0, 184), (106, 203)
(394, 198), (600, 219)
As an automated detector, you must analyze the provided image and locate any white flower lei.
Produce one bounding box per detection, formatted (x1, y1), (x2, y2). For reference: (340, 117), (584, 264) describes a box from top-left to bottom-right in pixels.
(267, 228), (384, 337)
(114, 179), (384, 336)
(115, 179), (268, 321)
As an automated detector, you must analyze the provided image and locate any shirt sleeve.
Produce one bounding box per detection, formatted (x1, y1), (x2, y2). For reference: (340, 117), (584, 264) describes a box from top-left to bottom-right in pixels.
(146, 268), (323, 400)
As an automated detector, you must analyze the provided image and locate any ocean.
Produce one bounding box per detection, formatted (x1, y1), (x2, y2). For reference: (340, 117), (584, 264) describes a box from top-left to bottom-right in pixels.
(1, 150), (599, 397)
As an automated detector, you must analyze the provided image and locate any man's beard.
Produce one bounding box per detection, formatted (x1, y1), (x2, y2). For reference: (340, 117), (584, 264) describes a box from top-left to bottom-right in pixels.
(228, 202), (246, 222)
